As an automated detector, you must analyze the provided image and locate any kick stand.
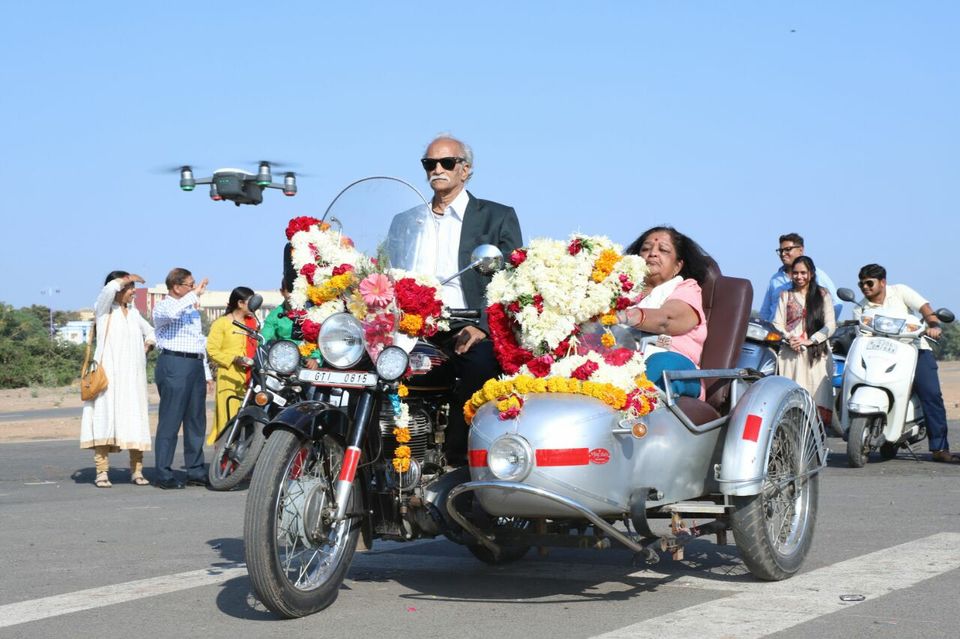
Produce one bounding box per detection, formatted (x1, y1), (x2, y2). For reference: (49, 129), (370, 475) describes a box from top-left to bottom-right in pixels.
(904, 442), (921, 462)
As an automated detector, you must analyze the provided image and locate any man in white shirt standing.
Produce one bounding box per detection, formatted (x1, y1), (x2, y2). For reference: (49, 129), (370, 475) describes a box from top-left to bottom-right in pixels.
(388, 134), (522, 464)
(854, 263), (956, 463)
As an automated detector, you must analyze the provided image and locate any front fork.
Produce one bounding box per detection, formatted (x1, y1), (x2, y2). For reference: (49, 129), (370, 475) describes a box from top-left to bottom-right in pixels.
(332, 390), (375, 521)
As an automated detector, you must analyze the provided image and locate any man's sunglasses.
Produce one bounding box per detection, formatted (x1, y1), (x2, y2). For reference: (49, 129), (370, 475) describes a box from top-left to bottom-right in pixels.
(421, 156), (465, 171)
(858, 279), (879, 289)
(775, 245), (802, 256)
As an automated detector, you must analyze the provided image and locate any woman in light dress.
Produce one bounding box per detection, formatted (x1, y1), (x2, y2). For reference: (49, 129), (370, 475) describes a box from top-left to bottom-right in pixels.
(80, 271), (156, 487)
(774, 255), (836, 424)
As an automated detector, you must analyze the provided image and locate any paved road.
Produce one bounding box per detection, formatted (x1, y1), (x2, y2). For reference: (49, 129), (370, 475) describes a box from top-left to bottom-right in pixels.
(0, 401), (214, 423)
(1, 435), (959, 639)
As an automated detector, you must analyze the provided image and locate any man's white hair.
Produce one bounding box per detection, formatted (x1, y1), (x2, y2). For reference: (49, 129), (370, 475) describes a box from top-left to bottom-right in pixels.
(425, 133), (474, 181)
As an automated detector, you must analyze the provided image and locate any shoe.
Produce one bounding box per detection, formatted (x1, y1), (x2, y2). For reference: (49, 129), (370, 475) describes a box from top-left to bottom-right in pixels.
(931, 450), (960, 464)
(185, 476), (210, 487)
(155, 478), (185, 489)
(95, 471), (112, 488)
(131, 473), (150, 486)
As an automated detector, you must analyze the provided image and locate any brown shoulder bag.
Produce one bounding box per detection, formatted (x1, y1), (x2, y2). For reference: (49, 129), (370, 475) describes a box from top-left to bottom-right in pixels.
(80, 313), (112, 401)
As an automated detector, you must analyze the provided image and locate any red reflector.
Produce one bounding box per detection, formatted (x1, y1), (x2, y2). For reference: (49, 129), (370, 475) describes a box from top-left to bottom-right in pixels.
(535, 448), (589, 466)
(468, 450), (488, 467)
(338, 446), (361, 482)
(742, 414), (762, 442)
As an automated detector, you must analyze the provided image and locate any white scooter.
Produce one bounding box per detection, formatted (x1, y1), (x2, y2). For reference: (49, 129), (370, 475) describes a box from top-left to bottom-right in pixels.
(835, 288), (954, 467)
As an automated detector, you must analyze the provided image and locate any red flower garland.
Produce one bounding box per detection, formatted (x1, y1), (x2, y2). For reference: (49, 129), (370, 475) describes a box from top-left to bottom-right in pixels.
(286, 216), (322, 241)
(486, 303), (534, 374)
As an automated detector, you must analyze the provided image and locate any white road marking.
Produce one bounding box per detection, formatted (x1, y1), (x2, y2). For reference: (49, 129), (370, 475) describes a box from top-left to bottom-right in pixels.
(591, 532), (960, 638)
(0, 564), (246, 629)
(22, 481), (56, 485)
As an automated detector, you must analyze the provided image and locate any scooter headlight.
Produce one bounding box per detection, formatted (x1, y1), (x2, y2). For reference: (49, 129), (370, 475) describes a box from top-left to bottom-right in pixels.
(375, 346), (409, 382)
(488, 435), (534, 482)
(267, 340), (301, 375)
(873, 315), (905, 334)
(318, 313), (365, 369)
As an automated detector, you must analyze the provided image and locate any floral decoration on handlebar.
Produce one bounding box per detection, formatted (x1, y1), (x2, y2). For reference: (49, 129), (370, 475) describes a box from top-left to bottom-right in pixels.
(286, 216), (450, 474)
(468, 234), (659, 423)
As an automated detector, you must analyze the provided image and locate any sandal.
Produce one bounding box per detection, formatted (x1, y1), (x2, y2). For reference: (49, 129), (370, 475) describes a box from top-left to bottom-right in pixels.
(95, 471), (112, 488)
(131, 473), (150, 486)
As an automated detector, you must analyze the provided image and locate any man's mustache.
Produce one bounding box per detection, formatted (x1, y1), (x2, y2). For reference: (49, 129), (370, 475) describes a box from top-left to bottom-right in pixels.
(430, 175), (449, 183)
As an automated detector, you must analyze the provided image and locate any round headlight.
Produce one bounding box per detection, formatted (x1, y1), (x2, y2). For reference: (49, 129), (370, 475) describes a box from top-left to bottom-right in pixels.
(488, 435), (534, 482)
(318, 313), (365, 369)
(267, 340), (301, 375)
(376, 346), (409, 382)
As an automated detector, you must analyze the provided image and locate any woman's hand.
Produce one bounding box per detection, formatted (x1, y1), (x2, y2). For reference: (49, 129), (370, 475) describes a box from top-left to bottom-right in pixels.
(788, 336), (810, 351)
(233, 355), (253, 369)
(126, 274), (146, 285)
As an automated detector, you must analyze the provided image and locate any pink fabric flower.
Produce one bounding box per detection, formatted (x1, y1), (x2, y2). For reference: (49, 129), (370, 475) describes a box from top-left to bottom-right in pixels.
(359, 273), (394, 308)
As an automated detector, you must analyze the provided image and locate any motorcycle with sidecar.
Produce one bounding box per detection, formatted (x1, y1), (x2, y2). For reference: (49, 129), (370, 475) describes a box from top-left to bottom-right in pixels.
(243, 178), (828, 618)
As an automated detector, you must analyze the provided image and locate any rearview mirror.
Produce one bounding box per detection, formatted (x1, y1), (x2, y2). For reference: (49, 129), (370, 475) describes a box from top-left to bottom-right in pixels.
(247, 294), (263, 313)
(836, 288), (857, 303)
(936, 308), (955, 324)
(469, 244), (504, 276)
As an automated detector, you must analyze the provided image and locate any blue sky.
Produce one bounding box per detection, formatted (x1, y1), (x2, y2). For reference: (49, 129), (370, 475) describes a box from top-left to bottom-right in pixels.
(2, 2), (956, 318)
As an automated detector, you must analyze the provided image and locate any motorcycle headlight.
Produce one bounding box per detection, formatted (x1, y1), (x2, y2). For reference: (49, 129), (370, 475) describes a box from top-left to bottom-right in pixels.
(873, 315), (906, 334)
(318, 312), (365, 369)
(267, 340), (301, 375)
(488, 434), (534, 482)
(745, 324), (769, 341)
(376, 346), (409, 382)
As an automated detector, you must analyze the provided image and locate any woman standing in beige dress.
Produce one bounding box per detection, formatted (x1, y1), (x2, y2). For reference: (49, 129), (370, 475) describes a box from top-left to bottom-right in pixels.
(774, 256), (836, 425)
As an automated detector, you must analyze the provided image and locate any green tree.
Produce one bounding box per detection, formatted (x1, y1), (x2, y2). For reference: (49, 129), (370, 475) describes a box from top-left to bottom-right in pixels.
(0, 303), (85, 388)
(937, 322), (960, 361)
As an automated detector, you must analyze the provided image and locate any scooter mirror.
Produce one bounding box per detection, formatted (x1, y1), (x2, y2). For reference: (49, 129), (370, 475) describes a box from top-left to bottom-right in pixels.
(936, 308), (955, 324)
(247, 294), (264, 313)
(836, 287), (857, 303)
(470, 244), (504, 276)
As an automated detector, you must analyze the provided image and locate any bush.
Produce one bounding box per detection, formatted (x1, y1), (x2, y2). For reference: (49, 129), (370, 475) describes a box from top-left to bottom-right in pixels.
(0, 303), (86, 388)
(937, 322), (960, 361)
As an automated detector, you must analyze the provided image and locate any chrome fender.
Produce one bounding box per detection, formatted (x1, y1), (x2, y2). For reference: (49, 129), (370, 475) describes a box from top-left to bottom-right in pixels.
(262, 400), (350, 442)
(719, 375), (822, 496)
(848, 386), (890, 415)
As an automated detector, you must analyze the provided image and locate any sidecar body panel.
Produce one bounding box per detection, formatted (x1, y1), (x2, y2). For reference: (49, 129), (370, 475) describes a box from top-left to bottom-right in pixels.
(468, 393), (723, 517)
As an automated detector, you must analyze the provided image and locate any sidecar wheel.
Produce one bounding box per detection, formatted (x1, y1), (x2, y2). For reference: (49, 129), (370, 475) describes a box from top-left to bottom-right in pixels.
(846, 416), (873, 468)
(244, 430), (361, 618)
(731, 402), (819, 581)
(466, 516), (531, 565)
(208, 416), (265, 490)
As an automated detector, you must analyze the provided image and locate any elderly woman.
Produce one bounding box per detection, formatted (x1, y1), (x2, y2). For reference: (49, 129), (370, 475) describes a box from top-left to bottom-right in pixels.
(617, 226), (711, 397)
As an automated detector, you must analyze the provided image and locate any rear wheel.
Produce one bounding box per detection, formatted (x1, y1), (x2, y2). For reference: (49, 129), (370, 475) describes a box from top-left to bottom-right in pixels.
(244, 430), (361, 618)
(731, 395), (821, 580)
(208, 416), (265, 490)
(846, 415), (876, 468)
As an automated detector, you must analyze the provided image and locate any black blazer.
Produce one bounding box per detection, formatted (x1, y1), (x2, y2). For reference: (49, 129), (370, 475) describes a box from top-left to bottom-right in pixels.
(458, 192), (523, 312)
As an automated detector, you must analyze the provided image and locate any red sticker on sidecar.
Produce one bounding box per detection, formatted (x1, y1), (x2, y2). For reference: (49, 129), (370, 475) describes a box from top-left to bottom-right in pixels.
(742, 414), (762, 442)
(588, 448), (610, 465)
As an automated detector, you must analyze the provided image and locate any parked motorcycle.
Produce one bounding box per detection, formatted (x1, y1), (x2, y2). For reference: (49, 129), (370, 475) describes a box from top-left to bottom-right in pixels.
(208, 295), (307, 490)
(736, 316), (782, 375)
(835, 288), (955, 467)
(243, 177), (827, 618)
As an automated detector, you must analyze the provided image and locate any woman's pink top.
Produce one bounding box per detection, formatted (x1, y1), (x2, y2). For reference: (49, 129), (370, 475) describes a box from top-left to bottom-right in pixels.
(662, 279), (706, 366)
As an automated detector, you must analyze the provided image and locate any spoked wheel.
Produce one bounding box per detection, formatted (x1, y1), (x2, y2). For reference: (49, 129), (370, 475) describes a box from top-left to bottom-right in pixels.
(466, 516), (532, 565)
(244, 430), (361, 618)
(731, 394), (821, 580)
(846, 415), (876, 468)
(208, 416), (265, 490)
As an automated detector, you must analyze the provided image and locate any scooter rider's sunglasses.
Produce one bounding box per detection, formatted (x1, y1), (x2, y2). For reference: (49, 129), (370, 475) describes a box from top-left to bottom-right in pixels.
(858, 279), (879, 290)
(421, 156), (465, 171)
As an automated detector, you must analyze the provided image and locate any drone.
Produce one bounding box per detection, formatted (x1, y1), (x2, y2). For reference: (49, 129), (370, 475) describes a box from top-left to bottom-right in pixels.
(178, 161), (297, 206)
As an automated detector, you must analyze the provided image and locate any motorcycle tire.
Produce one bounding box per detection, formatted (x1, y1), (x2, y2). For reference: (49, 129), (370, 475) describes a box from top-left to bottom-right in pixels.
(244, 430), (361, 618)
(846, 416), (874, 468)
(208, 416), (266, 491)
(731, 397), (819, 581)
(879, 442), (898, 460)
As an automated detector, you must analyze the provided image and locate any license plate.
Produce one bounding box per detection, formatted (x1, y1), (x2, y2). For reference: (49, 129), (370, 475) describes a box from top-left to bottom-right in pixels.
(865, 339), (896, 354)
(298, 369), (378, 388)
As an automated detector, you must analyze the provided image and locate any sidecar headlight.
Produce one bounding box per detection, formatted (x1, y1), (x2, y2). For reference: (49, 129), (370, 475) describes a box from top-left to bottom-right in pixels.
(488, 435), (533, 482)
(318, 313), (365, 369)
(267, 340), (301, 375)
(376, 346), (409, 382)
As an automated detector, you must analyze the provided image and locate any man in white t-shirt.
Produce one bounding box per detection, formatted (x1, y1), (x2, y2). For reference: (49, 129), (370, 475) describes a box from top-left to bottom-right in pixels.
(854, 263), (956, 463)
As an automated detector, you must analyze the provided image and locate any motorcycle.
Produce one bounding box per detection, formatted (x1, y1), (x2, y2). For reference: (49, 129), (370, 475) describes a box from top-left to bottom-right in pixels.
(207, 295), (307, 490)
(243, 177), (828, 618)
(736, 316), (783, 376)
(835, 287), (955, 467)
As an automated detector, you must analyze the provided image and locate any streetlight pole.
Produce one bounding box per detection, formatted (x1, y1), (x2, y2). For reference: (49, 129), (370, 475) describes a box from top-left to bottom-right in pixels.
(40, 287), (60, 338)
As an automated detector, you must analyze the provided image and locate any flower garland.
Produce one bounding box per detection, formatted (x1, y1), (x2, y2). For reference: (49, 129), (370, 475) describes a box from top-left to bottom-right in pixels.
(286, 217), (449, 475)
(468, 234), (659, 424)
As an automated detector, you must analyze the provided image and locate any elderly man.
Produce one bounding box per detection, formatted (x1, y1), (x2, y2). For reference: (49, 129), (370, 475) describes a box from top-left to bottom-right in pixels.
(854, 264), (957, 463)
(388, 134), (522, 463)
(152, 268), (213, 488)
(759, 232), (841, 322)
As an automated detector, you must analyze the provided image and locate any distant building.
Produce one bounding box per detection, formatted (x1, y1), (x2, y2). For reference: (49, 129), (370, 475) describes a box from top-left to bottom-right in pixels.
(57, 320), (93, 345)
(137, 286), (283, 324)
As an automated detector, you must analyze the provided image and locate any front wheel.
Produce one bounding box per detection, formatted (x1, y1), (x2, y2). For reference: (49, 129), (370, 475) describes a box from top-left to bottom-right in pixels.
(244, 430), (361, 618)
(846, 415), (875, 468)
(208, 416), (265, 490)
(731, 396), (820, 580)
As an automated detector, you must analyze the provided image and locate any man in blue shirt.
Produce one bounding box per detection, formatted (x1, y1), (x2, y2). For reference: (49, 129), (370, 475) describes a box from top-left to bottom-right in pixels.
(759, 233), (842, 322)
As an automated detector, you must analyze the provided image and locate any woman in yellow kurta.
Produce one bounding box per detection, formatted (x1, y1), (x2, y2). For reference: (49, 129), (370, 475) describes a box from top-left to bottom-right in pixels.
(206, 286), (257, 444)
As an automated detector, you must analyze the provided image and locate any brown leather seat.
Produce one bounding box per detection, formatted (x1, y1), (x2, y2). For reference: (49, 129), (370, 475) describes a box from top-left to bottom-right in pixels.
(675, 260), (753, 423)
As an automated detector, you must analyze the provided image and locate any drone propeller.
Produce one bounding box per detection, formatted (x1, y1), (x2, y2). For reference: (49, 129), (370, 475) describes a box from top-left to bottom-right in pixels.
(249, 159), (300, 170)
(153, 164), (201, 174)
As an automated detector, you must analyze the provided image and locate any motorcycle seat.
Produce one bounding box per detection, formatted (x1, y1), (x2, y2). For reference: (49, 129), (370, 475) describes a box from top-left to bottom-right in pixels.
(699, 260), (753, 414)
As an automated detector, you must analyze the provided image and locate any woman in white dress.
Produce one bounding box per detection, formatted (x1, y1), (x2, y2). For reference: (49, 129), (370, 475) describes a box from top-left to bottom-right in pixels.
(80, 271), (156, 487)
(774, 256), (836, 425)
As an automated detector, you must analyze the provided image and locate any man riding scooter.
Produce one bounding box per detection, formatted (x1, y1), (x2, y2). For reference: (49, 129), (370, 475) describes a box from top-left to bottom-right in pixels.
(854, 264), (957, 463)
